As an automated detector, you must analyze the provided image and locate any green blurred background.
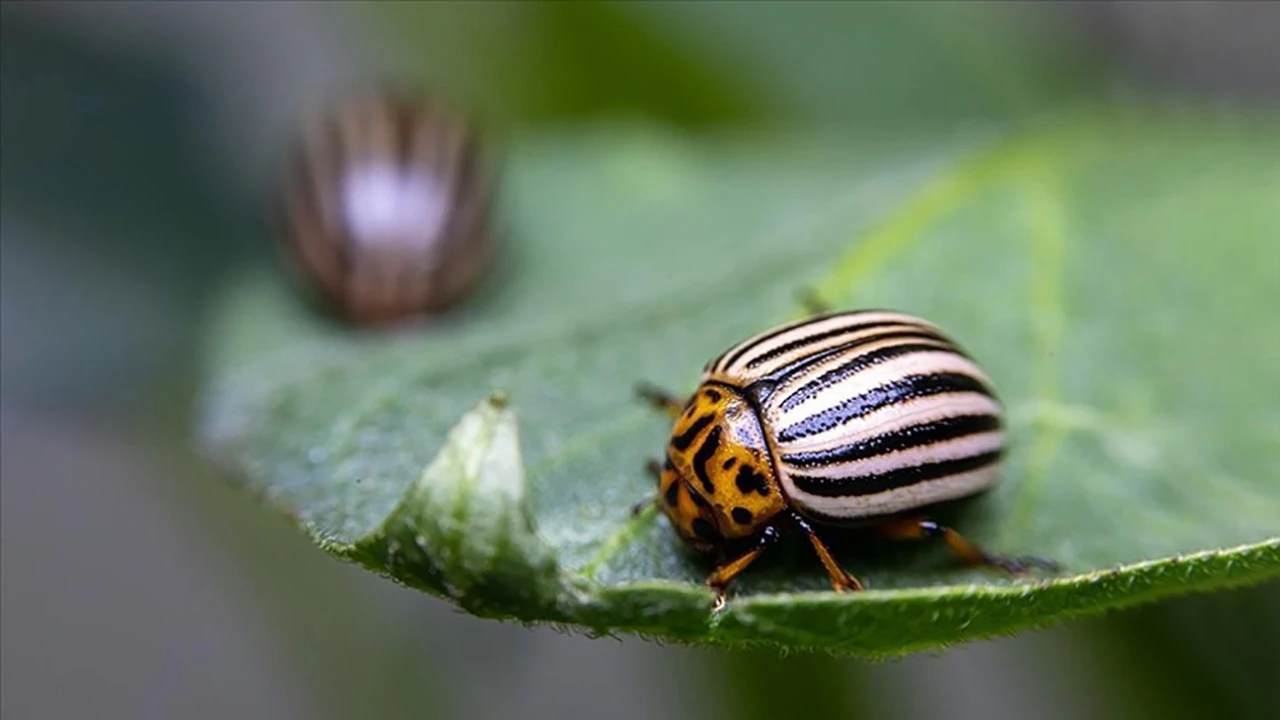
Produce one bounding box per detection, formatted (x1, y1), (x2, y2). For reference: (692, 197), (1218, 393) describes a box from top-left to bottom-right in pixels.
(2, 3), (1277, 719)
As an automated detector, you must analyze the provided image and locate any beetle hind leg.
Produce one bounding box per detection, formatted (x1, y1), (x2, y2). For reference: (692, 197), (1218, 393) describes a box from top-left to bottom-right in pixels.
(876, 517), (1060, 575)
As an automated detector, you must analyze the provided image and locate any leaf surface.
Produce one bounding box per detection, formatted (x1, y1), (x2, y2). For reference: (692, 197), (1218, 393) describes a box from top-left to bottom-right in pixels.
(198, 110), (1280, 655)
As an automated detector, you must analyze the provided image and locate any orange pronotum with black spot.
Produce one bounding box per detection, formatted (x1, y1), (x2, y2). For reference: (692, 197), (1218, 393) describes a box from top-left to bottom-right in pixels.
(658, 385), (786, 549)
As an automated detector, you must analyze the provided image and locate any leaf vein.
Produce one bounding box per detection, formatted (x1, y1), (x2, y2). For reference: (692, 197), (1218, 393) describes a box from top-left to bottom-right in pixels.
(1005, 147), (1070, 543)
(579, 503), (660, 581)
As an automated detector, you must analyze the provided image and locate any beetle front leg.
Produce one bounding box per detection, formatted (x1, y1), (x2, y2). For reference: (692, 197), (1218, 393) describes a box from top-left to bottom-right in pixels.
(705, 525), (783, 612)
(629, 458), (668, 516)
(635, 382), (687, 418)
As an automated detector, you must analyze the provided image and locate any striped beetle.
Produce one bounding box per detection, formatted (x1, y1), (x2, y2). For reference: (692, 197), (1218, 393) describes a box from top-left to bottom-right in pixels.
(640, 299), (1055, 609)
(275, 86), (495, 325)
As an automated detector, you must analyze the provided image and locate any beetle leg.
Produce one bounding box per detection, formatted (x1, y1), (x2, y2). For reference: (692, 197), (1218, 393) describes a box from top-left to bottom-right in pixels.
(644, 457), (665, 479)
(629, 496), (657, 517)
(791, 511), (863, 592)
(796, 288), (834, 317)
(875, 517), (1060, 574)
(635, 382), (687, 418)
(705, 525), (782, 612)
(628, 458), (667, 516)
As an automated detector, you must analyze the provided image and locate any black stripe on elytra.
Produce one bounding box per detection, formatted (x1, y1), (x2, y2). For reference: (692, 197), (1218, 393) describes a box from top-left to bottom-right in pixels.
(280, 147), (315, 257)
(325, 116), (357, 278)
(743, 319), (919, 370)
(763, 327), (960, 388)
(777, 338), (963, 413)
(778, 372), (994, 443)
(716, 312), (853, 372)
(385, 98), (423, 306)
(448, 129), (494, 255)
(782, 414), (1001, 468)
(791, 450), (1003, 497)
(388, 98), (420, 162)
(670, 414), (714, 452)
(286, 141), (355, 304)
(691, 426), (723, 493)
(448, 133), (482, 230)
(426, 130), (481, 298)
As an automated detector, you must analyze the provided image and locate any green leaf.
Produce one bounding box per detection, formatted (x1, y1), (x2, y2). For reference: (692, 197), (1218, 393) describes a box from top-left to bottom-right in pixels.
(366, 2), (1104, 130)
(198, 107), (1280, 656)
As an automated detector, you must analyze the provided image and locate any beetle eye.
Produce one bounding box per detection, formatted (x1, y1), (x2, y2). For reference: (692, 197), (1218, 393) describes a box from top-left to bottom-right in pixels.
(689, 516), (722, 545)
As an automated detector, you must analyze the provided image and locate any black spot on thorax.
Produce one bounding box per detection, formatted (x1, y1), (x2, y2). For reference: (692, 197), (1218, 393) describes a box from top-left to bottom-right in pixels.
(734, 464), (770, 496)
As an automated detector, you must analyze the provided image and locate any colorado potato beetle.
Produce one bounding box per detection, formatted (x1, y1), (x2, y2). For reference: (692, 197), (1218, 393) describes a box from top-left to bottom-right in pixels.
(640, 300), (1055, 609)
(275, 86), (496, 325)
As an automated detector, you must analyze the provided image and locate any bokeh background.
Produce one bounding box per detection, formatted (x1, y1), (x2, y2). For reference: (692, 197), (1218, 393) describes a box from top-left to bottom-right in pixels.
(2, 3), (1277, 719)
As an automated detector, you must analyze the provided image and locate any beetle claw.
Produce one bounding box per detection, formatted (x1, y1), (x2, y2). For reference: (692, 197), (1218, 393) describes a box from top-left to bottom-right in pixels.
(709, 587), (728, 613)
(983, 553), (1060, 575)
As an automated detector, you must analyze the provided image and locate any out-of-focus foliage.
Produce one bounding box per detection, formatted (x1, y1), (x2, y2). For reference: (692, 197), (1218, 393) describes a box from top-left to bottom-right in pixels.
(371, 2), (1106, 130)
